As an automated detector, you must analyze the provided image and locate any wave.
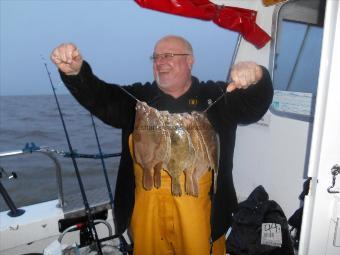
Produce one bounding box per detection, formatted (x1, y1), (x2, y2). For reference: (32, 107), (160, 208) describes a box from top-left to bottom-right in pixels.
(0, 95), (122, 210)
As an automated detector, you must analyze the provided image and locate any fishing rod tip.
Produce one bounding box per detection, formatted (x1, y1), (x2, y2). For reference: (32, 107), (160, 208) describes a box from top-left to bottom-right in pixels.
(40, 54), (46, 61)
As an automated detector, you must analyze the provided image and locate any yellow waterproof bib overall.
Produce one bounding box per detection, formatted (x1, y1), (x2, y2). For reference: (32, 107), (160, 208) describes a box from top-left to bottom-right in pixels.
(129, 136), (226, 255)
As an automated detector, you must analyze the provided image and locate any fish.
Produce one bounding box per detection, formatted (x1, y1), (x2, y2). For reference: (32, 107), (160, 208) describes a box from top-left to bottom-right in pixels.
(162, 113), (195, 196)
(192, 112), (219, 194)
(132, 101), (218, 196)
(132, 101), (170, 190)
(181, 113), (208, 196)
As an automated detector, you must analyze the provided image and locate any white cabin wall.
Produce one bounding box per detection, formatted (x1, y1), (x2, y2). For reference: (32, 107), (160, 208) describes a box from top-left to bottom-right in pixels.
(234, 116), (310, 218)
(211, 0), (309, 218)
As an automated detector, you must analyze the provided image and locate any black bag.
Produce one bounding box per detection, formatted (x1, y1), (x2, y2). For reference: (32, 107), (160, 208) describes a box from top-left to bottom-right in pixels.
(226, 186), (294, 255)
(288, 177), (311, 249)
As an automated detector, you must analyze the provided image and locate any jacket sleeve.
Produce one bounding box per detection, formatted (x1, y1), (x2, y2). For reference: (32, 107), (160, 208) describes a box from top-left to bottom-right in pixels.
(223, 66), (274, 124)
(60, 61), (146, 129)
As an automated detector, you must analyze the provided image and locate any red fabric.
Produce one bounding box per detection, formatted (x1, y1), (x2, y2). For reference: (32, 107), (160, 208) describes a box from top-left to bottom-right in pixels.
(135, 0), (215, 20)
(213, 6), (271, 49)
(135, 0), (271, 48)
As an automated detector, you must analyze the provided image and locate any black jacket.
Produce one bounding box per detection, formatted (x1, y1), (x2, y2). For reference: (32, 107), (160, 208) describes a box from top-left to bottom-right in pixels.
(61, 61), (273, 241)
(226, 186), (294, 254)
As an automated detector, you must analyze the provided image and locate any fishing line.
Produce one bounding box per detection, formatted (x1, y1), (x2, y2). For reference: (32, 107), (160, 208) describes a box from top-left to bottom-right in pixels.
(107, 34), (243, 115)
(118, 77), (223, 114)
(203, 34), (243, 113)
(41, 56), (103, 255)
(118, 86), (140, 102)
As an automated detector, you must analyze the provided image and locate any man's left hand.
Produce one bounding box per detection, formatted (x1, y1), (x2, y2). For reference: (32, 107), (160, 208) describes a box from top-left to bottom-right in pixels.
(227, 62), (263, 92)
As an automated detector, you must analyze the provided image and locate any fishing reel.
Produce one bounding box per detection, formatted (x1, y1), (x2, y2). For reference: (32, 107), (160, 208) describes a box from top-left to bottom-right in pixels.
(44, 210), (132, 255)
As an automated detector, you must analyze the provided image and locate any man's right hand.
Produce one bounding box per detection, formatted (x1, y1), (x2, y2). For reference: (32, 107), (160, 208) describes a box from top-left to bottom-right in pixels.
(50, 43), (83, 75)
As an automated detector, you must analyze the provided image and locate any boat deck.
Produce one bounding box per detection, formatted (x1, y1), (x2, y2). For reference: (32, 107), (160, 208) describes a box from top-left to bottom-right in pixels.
(63, 187), (111, 218)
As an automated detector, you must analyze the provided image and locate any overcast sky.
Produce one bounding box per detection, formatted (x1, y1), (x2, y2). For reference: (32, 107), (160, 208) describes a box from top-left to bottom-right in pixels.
(0, 0), (238, 96)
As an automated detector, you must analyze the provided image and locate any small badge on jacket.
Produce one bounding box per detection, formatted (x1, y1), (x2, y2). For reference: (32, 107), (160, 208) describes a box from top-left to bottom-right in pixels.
(188, 98), (198, 106)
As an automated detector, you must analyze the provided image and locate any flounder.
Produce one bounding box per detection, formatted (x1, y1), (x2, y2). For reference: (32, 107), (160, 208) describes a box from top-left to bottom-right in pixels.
(162, 113), (195, 196)
(132, 101), (219, 196)
(132, 101), (170, 190)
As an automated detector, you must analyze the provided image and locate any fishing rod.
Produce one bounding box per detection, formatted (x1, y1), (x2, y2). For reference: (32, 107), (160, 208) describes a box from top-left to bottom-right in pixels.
(89, 114), (130, 253)
(203, 34), (242, 113)
(42, 58), (103, 255)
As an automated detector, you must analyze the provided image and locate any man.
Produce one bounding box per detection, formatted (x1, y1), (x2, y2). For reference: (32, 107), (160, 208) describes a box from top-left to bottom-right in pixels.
(51, 35), (273, 255)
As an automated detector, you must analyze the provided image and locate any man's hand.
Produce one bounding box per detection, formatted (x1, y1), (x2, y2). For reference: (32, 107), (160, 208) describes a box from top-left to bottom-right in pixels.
(227, 61), (263, 92)
(50, 43), (83, 75)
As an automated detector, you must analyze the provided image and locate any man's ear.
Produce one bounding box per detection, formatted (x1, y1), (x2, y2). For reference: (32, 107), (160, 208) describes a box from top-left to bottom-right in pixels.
(187, 55), (195, 69)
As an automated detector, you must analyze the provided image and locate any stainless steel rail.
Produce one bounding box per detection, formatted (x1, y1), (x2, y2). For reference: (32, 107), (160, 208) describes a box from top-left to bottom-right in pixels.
(0, 147), (65, 208)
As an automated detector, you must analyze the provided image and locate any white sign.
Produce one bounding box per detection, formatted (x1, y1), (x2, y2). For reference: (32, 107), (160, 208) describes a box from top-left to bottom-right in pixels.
(261, 223), (282, 247)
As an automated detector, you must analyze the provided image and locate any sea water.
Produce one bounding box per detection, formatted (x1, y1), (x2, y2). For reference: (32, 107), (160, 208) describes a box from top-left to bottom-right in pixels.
(0, 94), (122, 211)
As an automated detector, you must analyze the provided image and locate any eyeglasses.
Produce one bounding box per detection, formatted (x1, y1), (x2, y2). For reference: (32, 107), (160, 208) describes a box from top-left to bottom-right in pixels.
(150, 53), (191, 62)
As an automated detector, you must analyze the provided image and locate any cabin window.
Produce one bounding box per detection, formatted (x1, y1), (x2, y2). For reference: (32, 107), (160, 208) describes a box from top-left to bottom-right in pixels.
(270, 0), (325, 121)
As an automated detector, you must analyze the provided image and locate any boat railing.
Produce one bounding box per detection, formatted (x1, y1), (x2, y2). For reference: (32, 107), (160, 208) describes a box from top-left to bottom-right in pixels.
(0, 143), (122, 215)
(0, 143), (65, 209)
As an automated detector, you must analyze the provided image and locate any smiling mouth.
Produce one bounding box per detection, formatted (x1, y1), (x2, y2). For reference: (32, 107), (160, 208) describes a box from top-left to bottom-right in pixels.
(159, 67), (172, 72)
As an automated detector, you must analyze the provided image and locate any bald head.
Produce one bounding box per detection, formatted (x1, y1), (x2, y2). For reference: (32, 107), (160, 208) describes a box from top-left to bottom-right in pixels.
(155, 35), (193, 55)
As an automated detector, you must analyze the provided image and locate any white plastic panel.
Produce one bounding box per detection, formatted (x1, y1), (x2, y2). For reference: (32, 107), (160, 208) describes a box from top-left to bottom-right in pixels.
(299, 0), (340, 254)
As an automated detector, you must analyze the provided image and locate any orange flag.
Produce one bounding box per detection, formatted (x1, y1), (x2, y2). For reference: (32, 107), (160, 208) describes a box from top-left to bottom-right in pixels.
(262, 0), (286, 7)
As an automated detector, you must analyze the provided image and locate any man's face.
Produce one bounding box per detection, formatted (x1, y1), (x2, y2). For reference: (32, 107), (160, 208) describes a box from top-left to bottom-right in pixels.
(153, 38), (194, 96)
